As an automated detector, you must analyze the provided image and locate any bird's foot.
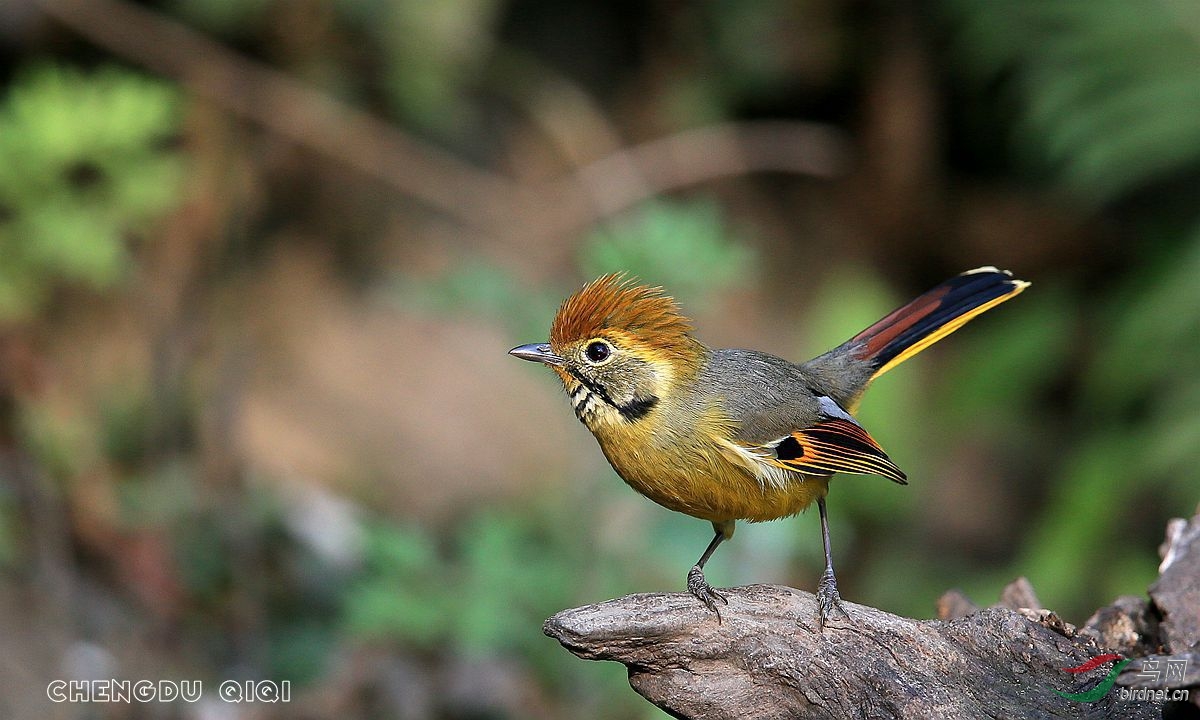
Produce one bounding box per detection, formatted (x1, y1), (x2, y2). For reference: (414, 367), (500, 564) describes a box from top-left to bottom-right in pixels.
(687, 565), (728, 622)
(816, 568), (850, 629)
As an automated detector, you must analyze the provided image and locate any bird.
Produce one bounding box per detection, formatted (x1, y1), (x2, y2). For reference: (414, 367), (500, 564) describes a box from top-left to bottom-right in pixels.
(510, 267), (1028, 626)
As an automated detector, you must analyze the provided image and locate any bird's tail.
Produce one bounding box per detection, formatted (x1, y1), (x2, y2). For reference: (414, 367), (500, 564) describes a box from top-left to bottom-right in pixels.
(852, 267), (1029, 380)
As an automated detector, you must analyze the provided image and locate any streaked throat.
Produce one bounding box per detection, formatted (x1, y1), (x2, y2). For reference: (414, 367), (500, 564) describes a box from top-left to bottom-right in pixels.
(565, 372), (659, 427)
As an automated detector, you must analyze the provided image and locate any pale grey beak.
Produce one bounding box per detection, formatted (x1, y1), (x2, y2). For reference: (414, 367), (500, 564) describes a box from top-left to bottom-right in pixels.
(509, 343), (565, 366)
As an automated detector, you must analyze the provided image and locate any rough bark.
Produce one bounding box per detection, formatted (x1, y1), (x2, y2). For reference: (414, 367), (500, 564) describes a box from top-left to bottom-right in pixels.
(544, 508), (1200, 719)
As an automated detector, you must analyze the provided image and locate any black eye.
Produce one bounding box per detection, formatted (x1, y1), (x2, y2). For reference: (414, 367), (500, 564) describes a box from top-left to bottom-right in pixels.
(585, 340), (611, 363)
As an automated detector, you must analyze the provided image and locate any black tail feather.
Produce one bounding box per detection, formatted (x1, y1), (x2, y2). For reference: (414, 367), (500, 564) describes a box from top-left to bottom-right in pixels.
(853, 267), (1029, 378)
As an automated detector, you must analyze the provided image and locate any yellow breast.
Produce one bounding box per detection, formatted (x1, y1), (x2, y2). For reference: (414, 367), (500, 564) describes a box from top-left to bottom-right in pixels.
(590, 405), (827, 523)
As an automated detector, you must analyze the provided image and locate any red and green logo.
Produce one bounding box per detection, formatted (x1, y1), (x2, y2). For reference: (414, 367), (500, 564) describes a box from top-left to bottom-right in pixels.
(1056, 653), (1131, 702)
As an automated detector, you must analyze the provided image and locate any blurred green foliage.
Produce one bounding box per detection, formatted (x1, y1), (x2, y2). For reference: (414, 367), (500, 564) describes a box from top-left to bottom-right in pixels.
(342, 502), (656, 717)
(941, 0), (1200, 615)
(945, 0), (1200, 204)
(387, 259), (561, 342)
(345, 522), (449, 649)
(0, 66), (183, 320)
(345, 507), (581, 654)
(173, 0), (502, 139)
(581, 198), (754, 307)
(1016, 227), (1200, 609)
(363, 0), (504, 134)
(0, 63), (183, 579)
(393, 197), (754, 339)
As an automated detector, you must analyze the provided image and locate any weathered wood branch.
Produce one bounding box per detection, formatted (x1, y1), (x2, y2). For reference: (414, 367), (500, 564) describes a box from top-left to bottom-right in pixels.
(545, 508), (1200, 719)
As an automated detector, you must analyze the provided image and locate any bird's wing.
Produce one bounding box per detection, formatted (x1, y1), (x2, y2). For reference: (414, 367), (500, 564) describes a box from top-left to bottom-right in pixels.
(765, 418), (907, 484)
(722, 395), (908, 486)
(701, 349), (907, 485)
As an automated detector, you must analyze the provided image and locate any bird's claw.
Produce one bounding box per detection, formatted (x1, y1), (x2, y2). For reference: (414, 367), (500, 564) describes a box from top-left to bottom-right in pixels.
(687, 565), (728, 622)
(816, 568), (850, 629)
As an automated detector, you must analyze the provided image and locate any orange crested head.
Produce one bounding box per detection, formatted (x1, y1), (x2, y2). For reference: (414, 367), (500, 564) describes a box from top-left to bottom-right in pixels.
(511, 274), (707, 429)
(550, 274), (697, 357)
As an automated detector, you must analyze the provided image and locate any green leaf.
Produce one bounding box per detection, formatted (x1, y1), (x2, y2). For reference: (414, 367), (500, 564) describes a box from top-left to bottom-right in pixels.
(0, 64), (183, 320)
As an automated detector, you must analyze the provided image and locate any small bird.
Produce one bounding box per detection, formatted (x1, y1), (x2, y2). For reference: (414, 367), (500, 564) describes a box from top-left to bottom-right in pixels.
(510, 267), (1028, 626)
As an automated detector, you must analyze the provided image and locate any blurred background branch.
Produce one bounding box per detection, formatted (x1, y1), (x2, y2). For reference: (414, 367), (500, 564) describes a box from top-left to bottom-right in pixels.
(35, 0), (522, 232)
(35, 0), (851, 246)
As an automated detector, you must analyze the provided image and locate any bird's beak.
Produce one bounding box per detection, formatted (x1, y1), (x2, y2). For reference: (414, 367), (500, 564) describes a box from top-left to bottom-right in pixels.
(509, 343), (565, 366)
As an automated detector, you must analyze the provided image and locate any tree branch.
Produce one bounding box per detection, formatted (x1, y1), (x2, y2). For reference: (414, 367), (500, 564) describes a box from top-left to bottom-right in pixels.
(35, 0), (850, 245)
(35, 0), (520, 233)
(545, 508), (1200, 719)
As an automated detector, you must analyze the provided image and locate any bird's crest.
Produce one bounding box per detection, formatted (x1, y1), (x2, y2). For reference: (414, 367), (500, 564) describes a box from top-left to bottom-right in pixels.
(551, 274), (695, 354)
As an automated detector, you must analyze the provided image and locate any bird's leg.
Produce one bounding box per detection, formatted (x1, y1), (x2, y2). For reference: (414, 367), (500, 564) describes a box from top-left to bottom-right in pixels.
(687, 521), (732, 621)
(816, 496), (850, 627)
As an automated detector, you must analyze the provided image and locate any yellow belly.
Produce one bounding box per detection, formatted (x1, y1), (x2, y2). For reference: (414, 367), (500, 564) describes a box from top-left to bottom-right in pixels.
(595, 430), (828, 523)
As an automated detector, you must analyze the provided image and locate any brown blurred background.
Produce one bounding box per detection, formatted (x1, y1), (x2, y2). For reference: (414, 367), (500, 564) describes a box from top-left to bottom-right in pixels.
(0, 0), (1197, 718)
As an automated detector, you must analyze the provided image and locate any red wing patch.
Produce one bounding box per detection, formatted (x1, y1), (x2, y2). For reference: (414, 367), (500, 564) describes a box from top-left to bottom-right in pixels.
(773, 419), (907, 484)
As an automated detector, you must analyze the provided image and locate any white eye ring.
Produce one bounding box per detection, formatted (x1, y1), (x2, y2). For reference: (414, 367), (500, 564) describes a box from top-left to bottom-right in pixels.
(584, 339), (613, 364)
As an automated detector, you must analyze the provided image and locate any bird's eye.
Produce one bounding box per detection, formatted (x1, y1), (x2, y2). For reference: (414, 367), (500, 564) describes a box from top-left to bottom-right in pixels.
(584, 340), (612, 364)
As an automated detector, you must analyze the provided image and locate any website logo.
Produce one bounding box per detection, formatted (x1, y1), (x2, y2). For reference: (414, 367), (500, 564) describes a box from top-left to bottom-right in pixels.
(1055, 653), (1191, 704)
(1055, 654), (1130, 702)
